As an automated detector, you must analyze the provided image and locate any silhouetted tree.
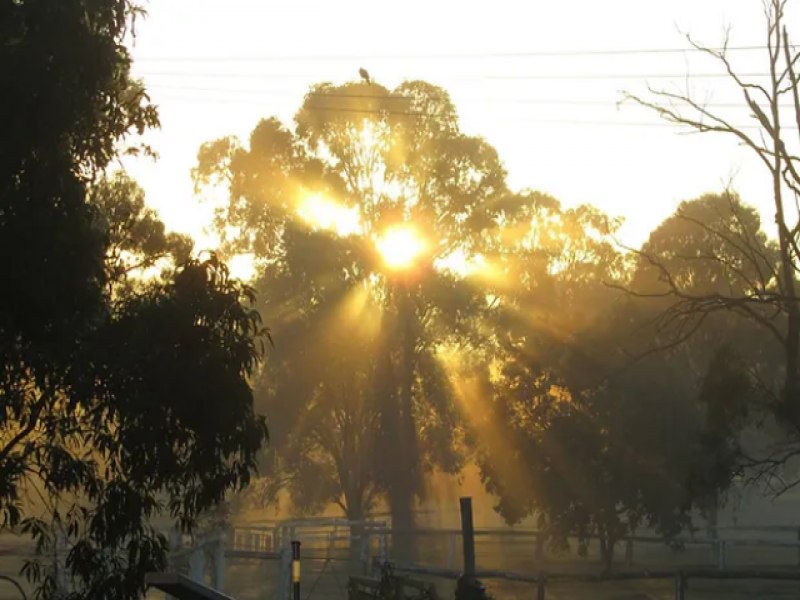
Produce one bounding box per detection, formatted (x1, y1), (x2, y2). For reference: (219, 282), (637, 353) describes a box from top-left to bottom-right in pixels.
(627, 192), (791, 493)
(0, 3), (268, 599)
(625, 0), (800, 427)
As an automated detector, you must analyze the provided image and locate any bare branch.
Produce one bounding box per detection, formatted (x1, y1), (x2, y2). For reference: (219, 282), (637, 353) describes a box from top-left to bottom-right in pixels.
(624, 88), (775, 173)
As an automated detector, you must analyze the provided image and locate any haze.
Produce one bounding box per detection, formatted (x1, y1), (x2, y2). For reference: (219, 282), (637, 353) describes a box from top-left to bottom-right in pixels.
(125, 0), (793, 258)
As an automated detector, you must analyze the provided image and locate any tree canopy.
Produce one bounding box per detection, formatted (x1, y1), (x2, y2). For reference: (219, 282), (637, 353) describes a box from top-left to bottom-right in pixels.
(1, 3), (268, 599)
(194, 80), (512, 555)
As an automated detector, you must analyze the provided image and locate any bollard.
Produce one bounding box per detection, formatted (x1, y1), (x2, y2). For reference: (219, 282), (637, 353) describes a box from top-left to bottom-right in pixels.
(291, 540), (301, 600)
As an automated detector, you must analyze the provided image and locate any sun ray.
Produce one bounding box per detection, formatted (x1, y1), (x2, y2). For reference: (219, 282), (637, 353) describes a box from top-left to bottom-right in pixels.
(435, 346), (534, 513)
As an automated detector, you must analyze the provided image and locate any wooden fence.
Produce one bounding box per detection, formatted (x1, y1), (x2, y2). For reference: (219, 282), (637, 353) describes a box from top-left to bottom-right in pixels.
(164, 505), (800, 600)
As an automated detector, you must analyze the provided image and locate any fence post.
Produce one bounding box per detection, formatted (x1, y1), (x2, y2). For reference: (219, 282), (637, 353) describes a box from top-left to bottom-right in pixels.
(625, 539), (634, 566)
(535, 533), (544, 564)
(797, 528), (800, 567)
(279, 535), (292, 600)
(189, 543), (205, 584)
(535, 573), (546, 600)
(459, 497), (476, 577)
(716, 540), (726, 571)
(448, 532), (457, 570)
(379, 532), (388, 562)
(674, 571), (687, 600)
(456, 498), (489, 600)
(165, 527), (183, 600)
(359, 530), (371, 575)
(213, 533), (225, 592)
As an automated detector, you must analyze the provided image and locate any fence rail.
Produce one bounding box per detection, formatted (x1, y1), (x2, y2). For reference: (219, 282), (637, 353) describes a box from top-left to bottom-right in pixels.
(382, 557), (800, 599)
(156, 506), (800, 600)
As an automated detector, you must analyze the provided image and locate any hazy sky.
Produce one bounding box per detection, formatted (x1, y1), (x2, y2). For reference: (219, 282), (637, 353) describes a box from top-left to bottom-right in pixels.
(123, 0), (796, 255)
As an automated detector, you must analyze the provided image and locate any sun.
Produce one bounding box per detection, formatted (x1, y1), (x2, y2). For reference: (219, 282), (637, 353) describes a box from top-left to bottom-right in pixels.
(376, 225), (427, 270)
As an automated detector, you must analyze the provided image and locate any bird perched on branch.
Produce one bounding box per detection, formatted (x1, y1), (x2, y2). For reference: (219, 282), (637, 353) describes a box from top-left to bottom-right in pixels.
(359, 67), (371, 85)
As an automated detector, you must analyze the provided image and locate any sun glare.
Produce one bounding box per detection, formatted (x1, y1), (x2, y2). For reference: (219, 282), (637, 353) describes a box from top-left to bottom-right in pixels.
(227, 253), (257, 281)
(437, 248), (488, 278)
(376, 225), (427, 270)
(297, 193), (361, 236)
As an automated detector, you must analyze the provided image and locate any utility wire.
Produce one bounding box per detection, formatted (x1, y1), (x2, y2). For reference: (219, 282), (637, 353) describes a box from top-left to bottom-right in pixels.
(144, 85), (800, 109)
(133, 45), (800, 62)
(135, 70), (778, 80)
(144, 96), (799, 130)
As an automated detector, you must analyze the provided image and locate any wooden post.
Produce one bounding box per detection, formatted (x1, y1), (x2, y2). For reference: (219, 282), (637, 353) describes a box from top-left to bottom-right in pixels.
(279, 536), (292, 600)
(796, 528), (800, 567)
(625, 539), (633, 566)
(189, 544), (205, 584)
(535, 533), (544, 563)
(380, 532), (388, 562)
(359, 531), (370, 575)
(674, 571), (687, 600)
(166, 526), (183, 600)
(447, 532), (457, 570)
(459, 497), (476, 577)
(535, 573), (546, 600)
(213, 534), (225, 592)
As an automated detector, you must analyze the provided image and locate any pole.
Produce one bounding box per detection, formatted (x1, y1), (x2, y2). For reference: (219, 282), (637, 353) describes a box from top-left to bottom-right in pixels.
(459, 497), (476, 577)
(291, 540), (301, 600)
(535, 573), (546, 600)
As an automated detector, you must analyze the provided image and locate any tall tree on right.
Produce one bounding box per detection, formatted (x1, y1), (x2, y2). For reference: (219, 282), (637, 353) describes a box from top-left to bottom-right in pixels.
(624, 0), (800, 466)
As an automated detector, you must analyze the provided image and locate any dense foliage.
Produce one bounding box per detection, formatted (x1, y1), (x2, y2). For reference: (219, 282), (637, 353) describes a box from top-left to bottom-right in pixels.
(0, 3), (268, 598)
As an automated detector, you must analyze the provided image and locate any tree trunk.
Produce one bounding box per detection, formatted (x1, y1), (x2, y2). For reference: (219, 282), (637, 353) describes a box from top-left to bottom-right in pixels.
(391, 287), (418, 562)
(376, 285), (418, 563)
(768, 7), (800, 416)
(346, 502), (366, 574)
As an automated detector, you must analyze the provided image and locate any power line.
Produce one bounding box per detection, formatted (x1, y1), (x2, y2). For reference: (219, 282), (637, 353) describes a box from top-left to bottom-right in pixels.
(144, 95), (799, 130)
(144, 84), (800, 109)
(135, 70), (777, 80)
(133, 45), (799, 62)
